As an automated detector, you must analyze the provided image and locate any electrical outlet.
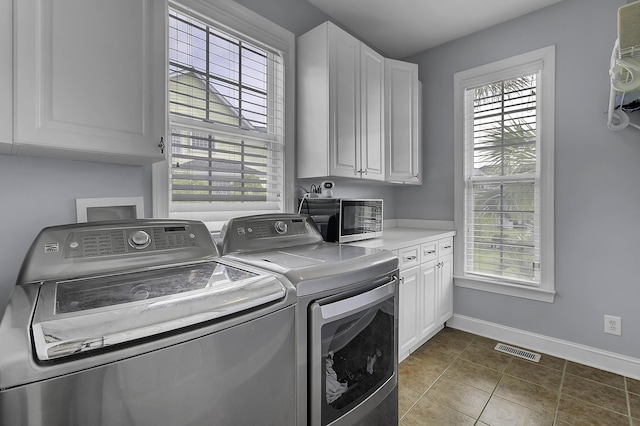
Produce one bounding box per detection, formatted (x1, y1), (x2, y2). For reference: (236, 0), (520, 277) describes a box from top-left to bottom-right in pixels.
(604, 315), (622, 336)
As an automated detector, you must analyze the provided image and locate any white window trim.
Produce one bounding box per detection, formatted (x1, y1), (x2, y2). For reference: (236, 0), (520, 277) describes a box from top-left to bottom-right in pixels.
(453, 46), (555, 303)
(152, 0), (296, 231)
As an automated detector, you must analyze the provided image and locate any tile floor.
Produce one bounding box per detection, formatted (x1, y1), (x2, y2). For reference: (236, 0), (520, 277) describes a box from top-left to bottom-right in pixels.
(399, 327), (640, 425)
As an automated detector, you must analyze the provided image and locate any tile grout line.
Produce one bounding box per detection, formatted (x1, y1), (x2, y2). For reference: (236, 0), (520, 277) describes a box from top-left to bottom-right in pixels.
(463, 344), (569, 423)
(398, 356), (438, 422)
(403, 330), (636, 425)
(555, 363), (633, 424)
(627, 378), (632, 425)
(401, 335), (476, 423)
(439, 337), (494, 423)
(398, 336), (471, 422)
(475, 356), (514, 424)
(433, 335), (506, 423)
(439, 336), (532, 423)
(551, 359), (566, 426)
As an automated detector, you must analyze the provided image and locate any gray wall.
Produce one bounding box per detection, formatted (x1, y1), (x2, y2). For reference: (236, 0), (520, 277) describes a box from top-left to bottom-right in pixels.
(234, 0), (330, 36)
(398, 0), (640, 358)
(0, 155), (152, 313)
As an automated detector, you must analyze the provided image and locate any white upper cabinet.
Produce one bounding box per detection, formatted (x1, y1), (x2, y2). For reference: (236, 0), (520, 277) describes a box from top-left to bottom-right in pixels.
(297, 22), (384, 181)
(385, 58), (421, 184)
(359, 44), (385, 179)
(0, 0), (12, 154)
(13, 0), (165, 165)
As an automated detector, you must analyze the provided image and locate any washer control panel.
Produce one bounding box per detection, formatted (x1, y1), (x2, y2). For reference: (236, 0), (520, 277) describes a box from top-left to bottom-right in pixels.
(219, 214), (325, 255)
(274, 220), (289, 235)
(64, 225), (200, 259)
(17, 220), (219, 285)
(242, 217), (306, 239)
(129, 230), (152, 249)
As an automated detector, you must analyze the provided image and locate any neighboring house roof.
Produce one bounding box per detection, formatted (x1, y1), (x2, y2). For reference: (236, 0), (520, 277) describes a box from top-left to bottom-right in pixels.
(169, 69), (267, 179)
(473, 168), (488, 177)
(169, 69), (256, 130)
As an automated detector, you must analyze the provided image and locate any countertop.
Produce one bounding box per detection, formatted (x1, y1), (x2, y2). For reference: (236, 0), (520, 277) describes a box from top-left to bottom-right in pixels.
(345, 228), (455, 251)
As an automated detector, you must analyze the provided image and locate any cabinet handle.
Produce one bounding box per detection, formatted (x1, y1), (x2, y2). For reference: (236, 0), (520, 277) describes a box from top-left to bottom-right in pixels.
(443, 245), (452, 249)
(400, 276), (405, 284)
(425, 250), (436, 254)
(403, 255), (417, 261)
(158, 136), (165, 154)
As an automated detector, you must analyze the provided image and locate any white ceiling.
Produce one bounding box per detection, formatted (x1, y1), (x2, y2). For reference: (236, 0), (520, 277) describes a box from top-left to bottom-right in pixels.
(308, 0), (565, 58)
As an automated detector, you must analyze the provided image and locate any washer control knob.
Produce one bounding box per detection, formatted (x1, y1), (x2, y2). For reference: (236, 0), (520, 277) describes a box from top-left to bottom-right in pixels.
(274, 220), (288, 235)
(129, 230), (151, 249)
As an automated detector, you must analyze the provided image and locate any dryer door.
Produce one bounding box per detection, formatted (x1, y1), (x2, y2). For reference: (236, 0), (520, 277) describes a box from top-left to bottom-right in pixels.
(308, 278), (398, 426)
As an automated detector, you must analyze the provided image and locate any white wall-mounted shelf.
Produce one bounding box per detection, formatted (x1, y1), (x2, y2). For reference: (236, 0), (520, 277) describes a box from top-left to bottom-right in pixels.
(607, 1), (640, 132)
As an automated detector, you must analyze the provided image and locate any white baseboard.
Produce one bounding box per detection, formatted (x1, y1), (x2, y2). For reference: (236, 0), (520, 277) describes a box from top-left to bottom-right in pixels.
(447, 314), (640, 380)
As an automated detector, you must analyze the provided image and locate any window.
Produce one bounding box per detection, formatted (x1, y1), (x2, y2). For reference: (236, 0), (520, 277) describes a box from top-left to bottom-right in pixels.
(454, 46), (555, 302)
(153, 0), (295, 230)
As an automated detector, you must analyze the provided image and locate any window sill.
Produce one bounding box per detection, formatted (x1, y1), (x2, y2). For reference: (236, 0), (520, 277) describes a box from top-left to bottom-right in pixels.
(454, 275), (555, 303)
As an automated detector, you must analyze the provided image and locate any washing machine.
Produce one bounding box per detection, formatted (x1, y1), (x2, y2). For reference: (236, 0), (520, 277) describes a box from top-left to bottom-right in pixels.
(219, 213), (399, 426)
(0, 219), (296, 426)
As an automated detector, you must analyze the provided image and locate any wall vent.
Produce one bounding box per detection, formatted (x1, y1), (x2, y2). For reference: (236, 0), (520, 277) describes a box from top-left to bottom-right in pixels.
(494, 343), (541, 362)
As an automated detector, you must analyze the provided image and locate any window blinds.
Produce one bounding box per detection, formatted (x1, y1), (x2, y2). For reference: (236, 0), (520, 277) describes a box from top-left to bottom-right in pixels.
(168, 8), (284, 211)
(464, 73), (541, 285)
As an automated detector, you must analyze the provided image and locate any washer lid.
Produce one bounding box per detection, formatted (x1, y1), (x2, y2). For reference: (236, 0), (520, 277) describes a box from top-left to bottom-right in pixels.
(229, 242), (386, 271)
(225, 243), (398, 296)
(31, 261), (286, 361)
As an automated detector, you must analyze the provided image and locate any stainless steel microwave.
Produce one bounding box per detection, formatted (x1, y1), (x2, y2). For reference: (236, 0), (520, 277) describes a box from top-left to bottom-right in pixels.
(298, 198), (383, 243)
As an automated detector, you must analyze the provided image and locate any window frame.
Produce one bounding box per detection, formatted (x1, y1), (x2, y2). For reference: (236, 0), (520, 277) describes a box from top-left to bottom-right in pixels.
(152, 0), (295, 231)
(453, 46), (555, 303)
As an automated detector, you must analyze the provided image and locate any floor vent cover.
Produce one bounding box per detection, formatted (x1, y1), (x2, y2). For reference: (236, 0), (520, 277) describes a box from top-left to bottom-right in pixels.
(494, 343), (541, 362)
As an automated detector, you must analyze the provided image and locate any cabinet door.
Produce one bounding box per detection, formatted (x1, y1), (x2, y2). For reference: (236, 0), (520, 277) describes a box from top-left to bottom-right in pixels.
(385, 58), (421, 184)
(0, 0), (12, 154)
(359, 44), (384, 181)
(14, 0), (165, 165)
(437, 254), (454, 324)
(398, 266), (420, 362)
(419, 260), (438, 341)
(296, 23), (330, 178)
(329, 25), (360, 178)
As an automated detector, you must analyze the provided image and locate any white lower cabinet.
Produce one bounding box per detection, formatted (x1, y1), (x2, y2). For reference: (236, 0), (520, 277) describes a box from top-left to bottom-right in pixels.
(419, 259), (438, 341)
(398, 265), (420, 358)
(437, 253), (454, 324)
(398, 236), (454, 362)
